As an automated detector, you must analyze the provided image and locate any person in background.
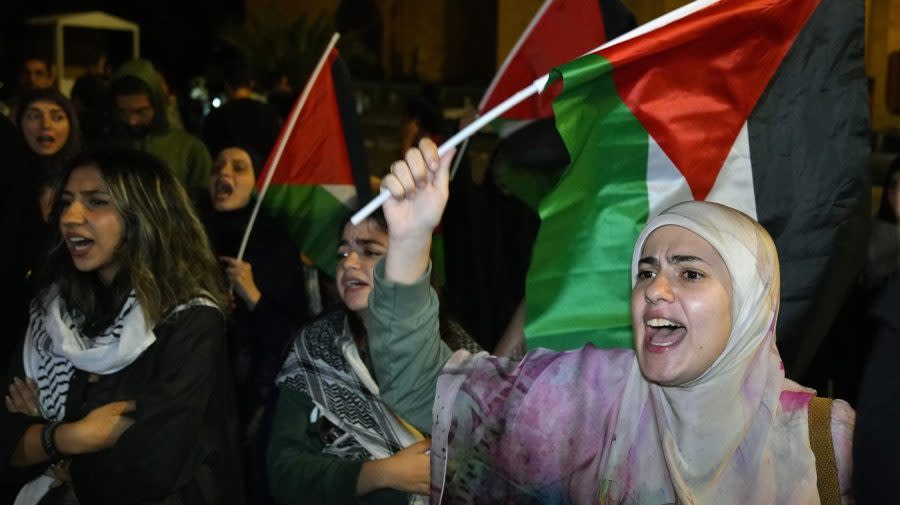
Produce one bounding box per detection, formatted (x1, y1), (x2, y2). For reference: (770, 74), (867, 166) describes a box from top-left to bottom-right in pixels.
(11, 91), (84, 375)
(1, 57), (57, 118)
(866, 159), (900, 290)
(202, 61), (281, 161)
(2, 148), (243, 505)
(70, 51), (113, 147)
(198, 145), (308, 504)
(19, 58), (55, 92)
(266, 73), (296, 122)
(110, 59), (211, 193)
(853, 274), (900, 505)
(400, 89), (442, 154)
(267, 206), (478, 505)
(16, 89), (83, 221)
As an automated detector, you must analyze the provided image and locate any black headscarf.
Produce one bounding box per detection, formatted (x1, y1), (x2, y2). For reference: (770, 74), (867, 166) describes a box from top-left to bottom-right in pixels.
(15, 88), (84, 192)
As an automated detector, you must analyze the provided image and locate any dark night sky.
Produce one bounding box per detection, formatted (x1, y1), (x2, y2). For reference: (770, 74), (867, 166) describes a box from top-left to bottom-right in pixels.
(1, 0), (245, 96)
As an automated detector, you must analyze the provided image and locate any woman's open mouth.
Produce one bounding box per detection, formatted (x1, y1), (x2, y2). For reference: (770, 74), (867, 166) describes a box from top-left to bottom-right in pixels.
(36, 134), (57, 149)
(644, 317), (687, 352)
(65, 235), (94, 257)
(214, 180), (234, 201)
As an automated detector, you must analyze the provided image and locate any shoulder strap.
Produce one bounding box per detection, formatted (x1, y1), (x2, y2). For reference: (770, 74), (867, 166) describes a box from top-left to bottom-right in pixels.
(808, 396), (841, 505)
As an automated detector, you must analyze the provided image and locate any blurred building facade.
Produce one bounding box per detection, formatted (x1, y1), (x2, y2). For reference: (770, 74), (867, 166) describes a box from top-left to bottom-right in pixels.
(243, 0), (898, 137)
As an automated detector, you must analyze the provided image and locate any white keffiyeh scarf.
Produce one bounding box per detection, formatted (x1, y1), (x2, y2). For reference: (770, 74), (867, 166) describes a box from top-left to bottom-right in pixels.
(23, 289), (155, 421)
(276, 311), (426, 504)
(15, 287), (215, 505)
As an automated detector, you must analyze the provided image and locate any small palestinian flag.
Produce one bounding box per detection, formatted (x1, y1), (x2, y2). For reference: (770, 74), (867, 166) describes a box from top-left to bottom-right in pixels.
(258, 47), (371, 276)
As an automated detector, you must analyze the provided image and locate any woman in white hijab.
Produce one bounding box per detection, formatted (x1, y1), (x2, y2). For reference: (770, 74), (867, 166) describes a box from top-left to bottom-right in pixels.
(363, 140), (854, 504)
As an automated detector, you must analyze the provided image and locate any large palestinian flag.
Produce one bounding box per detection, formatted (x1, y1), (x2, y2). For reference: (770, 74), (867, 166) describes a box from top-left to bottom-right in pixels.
(258, 47), (371, 276)
(524, 0), (869, 375)
(441, 0), (637, 351)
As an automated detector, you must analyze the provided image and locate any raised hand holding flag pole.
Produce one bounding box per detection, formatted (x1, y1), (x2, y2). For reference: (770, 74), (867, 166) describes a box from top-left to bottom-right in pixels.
(381, 137), (457, 285)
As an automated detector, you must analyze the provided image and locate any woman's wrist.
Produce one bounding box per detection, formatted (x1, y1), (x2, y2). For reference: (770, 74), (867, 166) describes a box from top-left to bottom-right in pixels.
(40, 421), (65, 461)
(357, 458), (390, 495)
(385, 235), (432, 284)
(388, 226), (437, 248)
(54, 420), (90, 455)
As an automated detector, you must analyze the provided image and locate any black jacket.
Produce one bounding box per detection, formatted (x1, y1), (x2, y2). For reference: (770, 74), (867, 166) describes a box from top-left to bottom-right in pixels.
(199, 201), (309, 418)
(1, 305), (245, 505)
(853, 274), (900, 505)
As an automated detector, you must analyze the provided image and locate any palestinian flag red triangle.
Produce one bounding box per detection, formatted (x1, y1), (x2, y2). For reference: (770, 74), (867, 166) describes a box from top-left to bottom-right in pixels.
(599, 0), (820, 200)
(525, 0), (868, 356)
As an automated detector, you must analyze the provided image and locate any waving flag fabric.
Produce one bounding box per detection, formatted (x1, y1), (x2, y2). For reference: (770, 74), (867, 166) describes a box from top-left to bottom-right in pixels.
(258, 48), (370, 276)
(524, 0), (869, 373)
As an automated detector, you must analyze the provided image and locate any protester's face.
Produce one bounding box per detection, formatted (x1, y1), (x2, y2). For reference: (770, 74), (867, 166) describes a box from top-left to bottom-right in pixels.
(336, 219), (388, 313)
(59, 165), (125, 285)
(210, 148), (256, 211)
(115, 93), (155, 135)
(21, 100), (70, 156)
(631, 225), (733, 386)
(21, 60), (53, 90)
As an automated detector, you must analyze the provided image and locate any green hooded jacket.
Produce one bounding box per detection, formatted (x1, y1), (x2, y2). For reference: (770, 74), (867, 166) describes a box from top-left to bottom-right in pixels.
(114, 59), (211, 191)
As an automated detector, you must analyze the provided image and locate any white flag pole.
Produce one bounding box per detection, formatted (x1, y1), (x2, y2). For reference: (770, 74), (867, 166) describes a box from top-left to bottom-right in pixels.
(235, 32), (342, 261)
(350, 73), (549, 225)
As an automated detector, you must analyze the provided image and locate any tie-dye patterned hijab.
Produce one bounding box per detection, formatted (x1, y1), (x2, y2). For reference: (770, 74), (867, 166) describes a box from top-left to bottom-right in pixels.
(431, 201), (821, 504)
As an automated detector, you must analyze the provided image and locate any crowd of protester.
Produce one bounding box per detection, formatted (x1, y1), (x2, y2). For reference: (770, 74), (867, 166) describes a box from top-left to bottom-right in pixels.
(0, 55), (314, 505)
(0, 50), (896, 505)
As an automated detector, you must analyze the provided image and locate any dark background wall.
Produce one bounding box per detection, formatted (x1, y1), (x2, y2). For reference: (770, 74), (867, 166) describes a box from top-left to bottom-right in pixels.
(0, 0), (244, 98)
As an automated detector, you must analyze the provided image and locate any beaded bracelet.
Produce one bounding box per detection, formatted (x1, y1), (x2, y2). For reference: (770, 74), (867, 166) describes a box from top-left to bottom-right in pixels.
(40, 421), (63, 462)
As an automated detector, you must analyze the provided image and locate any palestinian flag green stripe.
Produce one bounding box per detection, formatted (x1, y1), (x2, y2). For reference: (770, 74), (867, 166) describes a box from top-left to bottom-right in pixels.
(525, 54), (649, 350)
(263, 184), (351, 276)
